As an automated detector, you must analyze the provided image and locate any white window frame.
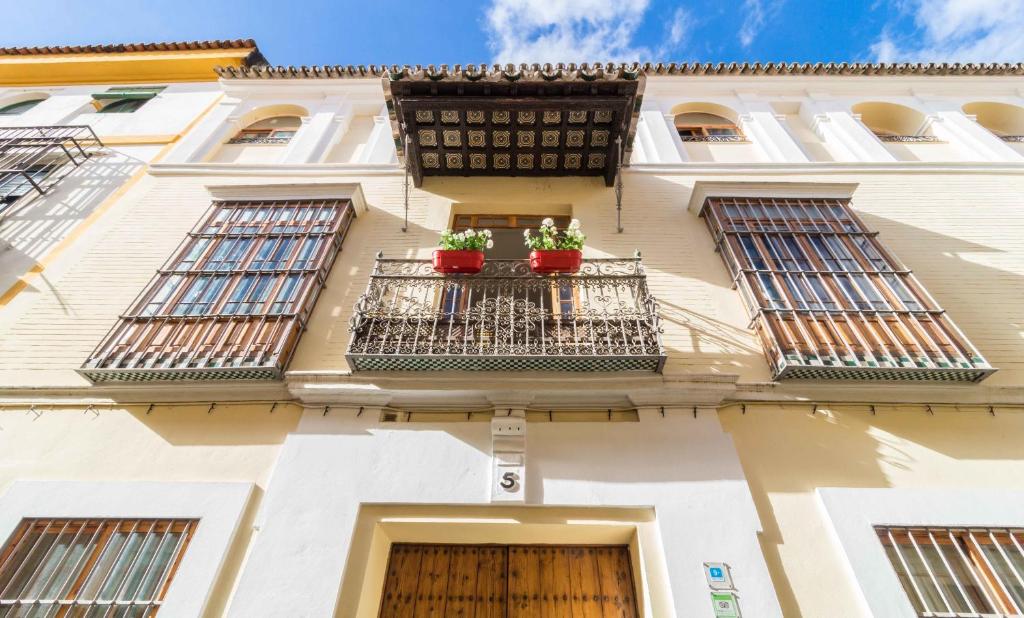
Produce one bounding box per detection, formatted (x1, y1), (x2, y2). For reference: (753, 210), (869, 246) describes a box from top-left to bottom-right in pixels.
(819, 487), (1024, 617)
(0, 480), (253, 617)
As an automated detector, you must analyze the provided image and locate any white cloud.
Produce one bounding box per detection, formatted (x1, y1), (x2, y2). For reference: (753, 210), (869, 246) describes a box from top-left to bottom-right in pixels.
(870, 0), (1024, 62)
(485, 0), (689, 64)
(738, 0), (766, 47)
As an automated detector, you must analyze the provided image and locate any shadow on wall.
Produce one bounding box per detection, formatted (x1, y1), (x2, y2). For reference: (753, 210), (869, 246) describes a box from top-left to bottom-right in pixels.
(856, 209), (1024, 384)
(288, 174), (771, 380)
(720, 403), (1024, 617)
(0, 152), (140, 298)
(126, 402), (303, 446)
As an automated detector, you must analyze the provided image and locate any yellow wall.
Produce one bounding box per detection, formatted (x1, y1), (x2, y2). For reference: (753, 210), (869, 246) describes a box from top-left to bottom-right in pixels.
(720, 404), (1024, 618)
(2, 171), (1024, 389)
(0, 48), (256, 85)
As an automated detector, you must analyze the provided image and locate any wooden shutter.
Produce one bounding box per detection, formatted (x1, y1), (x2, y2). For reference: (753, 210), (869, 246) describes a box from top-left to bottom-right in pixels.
(379, 543), (637, 617)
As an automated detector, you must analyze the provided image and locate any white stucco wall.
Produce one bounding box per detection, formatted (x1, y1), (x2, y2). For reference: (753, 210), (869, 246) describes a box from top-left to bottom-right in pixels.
(226, 408), (782, 618)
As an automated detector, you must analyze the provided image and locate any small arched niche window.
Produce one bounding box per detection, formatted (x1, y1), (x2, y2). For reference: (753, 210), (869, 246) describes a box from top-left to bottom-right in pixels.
(962, 101), (1024, 142)
(0, 97), (46, 115)
(674, 111), (744, 142)
(229, 116), (302, 144)
(851, 101), (937, 143)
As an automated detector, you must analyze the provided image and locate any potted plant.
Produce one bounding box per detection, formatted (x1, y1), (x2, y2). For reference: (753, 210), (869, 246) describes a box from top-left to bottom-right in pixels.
(524, 218), (585, 274)
(432, 228), (493, 274)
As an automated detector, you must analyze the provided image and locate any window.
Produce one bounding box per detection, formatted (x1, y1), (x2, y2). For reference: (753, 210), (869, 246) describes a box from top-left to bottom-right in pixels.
(227, 116), (302, 144)
(80, 199), (356, 382)
(0, 518), (197, 615)
(91, 87), (164, 114)
(674, 112), (744, 142)
(701, 196), (992, 381)
(0, 99), (45, 115)
(0, 165), (55, 210)
(447, 214), (573, 316)
(878, 526), (1024, 617)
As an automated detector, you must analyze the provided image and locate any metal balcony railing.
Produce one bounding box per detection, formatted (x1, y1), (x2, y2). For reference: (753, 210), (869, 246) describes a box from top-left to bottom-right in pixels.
(347, 254), (666, 372)
(0, 126), (104, 207)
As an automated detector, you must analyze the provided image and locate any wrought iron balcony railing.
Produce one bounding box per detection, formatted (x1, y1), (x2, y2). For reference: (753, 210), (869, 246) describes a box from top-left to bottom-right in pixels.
(0, 126), (103, 209)
(347, 254), (665, 372)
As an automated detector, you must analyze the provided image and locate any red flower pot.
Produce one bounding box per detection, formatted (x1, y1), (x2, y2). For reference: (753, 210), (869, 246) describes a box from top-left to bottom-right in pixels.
(529, 249), (582, 274)
(432, 249), (485, 274)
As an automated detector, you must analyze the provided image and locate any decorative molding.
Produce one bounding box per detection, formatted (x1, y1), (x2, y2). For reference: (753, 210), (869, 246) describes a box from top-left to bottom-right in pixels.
(686, 180), (859, 213)
(204, 181), (368, 213)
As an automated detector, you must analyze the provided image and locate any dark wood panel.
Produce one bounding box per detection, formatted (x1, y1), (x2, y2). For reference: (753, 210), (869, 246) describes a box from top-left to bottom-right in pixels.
(380, 543), (637, 618)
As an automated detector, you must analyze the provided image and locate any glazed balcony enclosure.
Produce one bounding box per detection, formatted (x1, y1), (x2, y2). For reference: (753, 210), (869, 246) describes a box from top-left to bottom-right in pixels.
(347, 254), (665, 372)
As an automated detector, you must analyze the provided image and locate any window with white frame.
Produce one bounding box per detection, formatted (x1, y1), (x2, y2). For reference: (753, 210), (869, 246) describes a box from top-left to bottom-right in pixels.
(0, 518), (197, 616)
(877, 526), (1024, 617)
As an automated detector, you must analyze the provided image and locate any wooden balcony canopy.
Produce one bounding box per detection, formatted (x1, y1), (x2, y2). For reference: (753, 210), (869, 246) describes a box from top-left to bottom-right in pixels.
(382, 64), (646, 186)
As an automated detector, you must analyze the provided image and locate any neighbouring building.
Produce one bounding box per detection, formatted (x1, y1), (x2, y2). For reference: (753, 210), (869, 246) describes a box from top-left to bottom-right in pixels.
(1, 40), (1024, 618)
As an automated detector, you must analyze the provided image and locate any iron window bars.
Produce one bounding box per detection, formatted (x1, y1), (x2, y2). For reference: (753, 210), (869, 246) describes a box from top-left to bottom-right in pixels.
(877, 526), (1024, 617)
(701, 196), (993, 381)
(0, 126), (103, 209)
(0, 518), (197, 616)
(347, 254), (665, 372)
(80, 199), (355, 382)
(876, 134), (942, 143)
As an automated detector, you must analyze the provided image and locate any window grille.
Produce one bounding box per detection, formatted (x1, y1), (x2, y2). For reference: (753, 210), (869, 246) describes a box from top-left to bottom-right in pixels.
(701, 196), (992, 381)
(80, 199), (355, 382)
(877, 526), (1024, 617)
(0, 126), (103, 211)
(0, 518), (197, 616)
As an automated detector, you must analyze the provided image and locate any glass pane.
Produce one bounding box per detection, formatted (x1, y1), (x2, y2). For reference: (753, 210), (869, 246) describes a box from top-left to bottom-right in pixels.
(979, 533), (1024, 611)
(899, 536), (947, 613)
(939, 540), (992, 614)
(884, 543), (927, 615)
(919, 541), (971, 613)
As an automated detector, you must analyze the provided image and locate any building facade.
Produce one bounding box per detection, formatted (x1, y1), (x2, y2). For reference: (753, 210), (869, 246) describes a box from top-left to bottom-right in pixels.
(1, 42), (1024, 617)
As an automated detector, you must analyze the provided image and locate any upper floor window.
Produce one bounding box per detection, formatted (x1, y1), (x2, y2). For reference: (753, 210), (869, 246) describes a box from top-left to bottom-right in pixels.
(962, 101), (1024, 143)
(700, 195), (992, 382)
(228, 116), (302, 144)
(91, 86), (165, 114)
(80, 199), (356, 382)
(674, 112), (744, 142)
(877, 526), (1024, 617)
(0, 98), (45, 115)
(0, 518), (197, 613)
(852, 101), (939, 143)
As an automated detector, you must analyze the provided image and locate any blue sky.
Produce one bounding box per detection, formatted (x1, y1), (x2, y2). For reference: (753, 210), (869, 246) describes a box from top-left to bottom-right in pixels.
(2, 0), (1021, 65)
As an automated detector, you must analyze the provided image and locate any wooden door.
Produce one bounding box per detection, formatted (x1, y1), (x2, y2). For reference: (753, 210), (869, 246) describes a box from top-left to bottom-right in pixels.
(378, 543), (638, 618)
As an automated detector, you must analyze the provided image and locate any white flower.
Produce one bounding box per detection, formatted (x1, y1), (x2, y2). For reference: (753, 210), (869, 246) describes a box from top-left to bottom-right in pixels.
(486, 239), (494, 249)
(569, 219), (581, 230)
(523, 229), (531, 237)
(465, 228), (474, 236)
(484, 229), (492, 237)
(541, 217), (554, 227)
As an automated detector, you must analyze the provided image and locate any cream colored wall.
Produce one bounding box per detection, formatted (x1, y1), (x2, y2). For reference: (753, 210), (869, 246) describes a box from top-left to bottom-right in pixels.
(0, 402), (301, 617)
(210, 143), (289, 164)
(324, 114), (376, 163)
(682, 141), (767, 162)
(880, 140), (965, 161)
(3, 171), (1024, 389)
(720, 404), (1024, 618)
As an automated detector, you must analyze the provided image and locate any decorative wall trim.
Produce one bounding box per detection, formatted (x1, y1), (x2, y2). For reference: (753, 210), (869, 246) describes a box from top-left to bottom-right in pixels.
(819, 487), (1024, 618)
(0, 480), (254, 618)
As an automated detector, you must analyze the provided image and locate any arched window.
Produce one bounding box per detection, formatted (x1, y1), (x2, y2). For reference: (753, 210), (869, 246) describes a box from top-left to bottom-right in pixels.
(962, 102), (1024, 142)
(0, 98), (45, 115)
(851, 102), (936, 142)
(97, 98), (148, 114)
(229, 116), (302, 144)
(674, 111), (743, 142)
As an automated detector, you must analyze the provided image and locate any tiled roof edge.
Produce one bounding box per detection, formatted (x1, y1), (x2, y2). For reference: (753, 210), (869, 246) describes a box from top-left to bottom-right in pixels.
(215, 61), (1024, 80)
(0, 39), (262, 57)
